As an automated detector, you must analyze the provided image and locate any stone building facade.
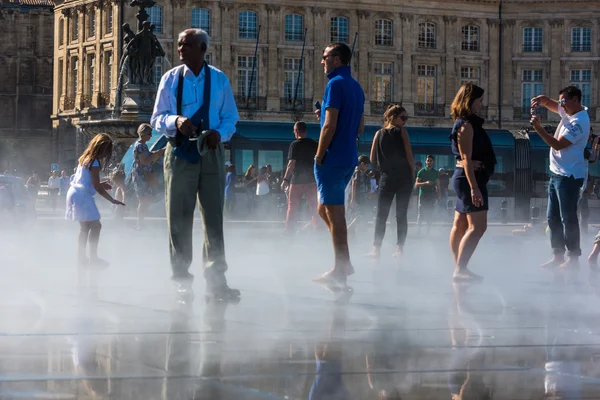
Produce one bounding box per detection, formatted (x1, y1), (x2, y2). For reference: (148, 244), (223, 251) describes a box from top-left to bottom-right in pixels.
(51, 0), (600, 169)
(0, 0), (54, 175)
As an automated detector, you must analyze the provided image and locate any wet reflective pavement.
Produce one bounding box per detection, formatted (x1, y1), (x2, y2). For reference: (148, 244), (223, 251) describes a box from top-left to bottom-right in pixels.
(3, 224), (600, 399)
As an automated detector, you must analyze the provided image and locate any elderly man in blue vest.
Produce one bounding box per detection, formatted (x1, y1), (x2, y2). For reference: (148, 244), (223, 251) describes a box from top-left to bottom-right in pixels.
(151, 28), (240, 301)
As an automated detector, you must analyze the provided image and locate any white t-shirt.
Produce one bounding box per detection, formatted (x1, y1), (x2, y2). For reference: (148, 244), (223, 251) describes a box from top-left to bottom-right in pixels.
(549, 106), (589, 179)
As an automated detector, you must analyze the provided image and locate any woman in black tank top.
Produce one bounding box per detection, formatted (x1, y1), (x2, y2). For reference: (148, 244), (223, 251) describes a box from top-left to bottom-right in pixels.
(449, 83), (494, 282)
(368, 105), (415, 259)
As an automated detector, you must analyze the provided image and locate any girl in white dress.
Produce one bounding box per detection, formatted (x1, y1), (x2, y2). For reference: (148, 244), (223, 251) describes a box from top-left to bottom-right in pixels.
(66, 134), (125, 267)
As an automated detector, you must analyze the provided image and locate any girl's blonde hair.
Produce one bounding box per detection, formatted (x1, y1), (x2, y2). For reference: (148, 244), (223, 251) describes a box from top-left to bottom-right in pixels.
(383, 104), (407, 129)
(78, 133), (113, 169)
(451, 82), (485, 121)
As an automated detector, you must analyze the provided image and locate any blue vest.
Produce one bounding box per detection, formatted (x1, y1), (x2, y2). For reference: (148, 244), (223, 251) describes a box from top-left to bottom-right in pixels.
(172, 63), (211, 164)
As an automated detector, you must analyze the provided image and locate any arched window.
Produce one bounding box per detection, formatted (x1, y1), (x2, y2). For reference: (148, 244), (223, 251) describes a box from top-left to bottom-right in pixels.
(418, 22), (436, 49)
(375, 19), (393, 46)
(239, 11), (258, 39)
(461, 25), (479, 51)
(191, 8), (211, 35)
(285, 14), (303, 41)
(148, 6), (162, 34)
(330, 16), (349, 43)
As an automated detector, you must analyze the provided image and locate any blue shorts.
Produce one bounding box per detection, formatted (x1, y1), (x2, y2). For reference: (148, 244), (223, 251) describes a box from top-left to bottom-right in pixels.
(314, 164), (354, 205)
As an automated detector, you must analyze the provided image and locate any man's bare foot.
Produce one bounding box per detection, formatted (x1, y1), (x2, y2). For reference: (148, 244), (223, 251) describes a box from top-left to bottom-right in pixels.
(392, 246), (403, 260)
(453, 269), (483, 282)
(559, 257), (579, 270)
(313, 270), (346, 286)
(89, 257), (110, 269)
(541, 256), (565, 269)
(365, 248), (380, 259)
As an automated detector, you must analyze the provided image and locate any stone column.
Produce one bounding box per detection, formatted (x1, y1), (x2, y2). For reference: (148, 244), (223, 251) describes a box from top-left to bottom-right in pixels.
(502, 19), (515, 122)
(357, 10), (370, 114)
(311, 7), (326, 102)
(549, 19), (564, 123)
(486, 18), (500, 123)
(265, 4), (281, 111)
(443, 15), (457, 114)
(400, 13), (413, 113)
(219, 3), (234, 78)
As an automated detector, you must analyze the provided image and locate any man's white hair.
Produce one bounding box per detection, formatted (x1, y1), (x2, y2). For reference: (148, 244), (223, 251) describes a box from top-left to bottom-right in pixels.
(179, 28), (210, 50)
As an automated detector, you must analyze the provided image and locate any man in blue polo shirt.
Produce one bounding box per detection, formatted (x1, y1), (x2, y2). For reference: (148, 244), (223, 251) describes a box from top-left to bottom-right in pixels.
(313, 42), (365, 287)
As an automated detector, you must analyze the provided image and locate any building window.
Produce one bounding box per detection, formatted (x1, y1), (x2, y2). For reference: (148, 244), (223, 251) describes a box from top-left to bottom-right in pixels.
(418, 22), (436, 49)
(522, 69), (543, 111)
(416, 65), (436, 104)
(153, 57), (163, 88)
(572, 27), (592, 52)
(72, 12), (79, 41)
(149, 6), (162, 34)
(375, 19), (393, 46)
(258, 150), (283, 173)
(106, 7), (113, 33)
(88, 10), (96, 38)
(330, 16), (349, 43)
(284, 58), (303, 101)
(239, 11), (257, 39)
(373, 62), (393, 102)
(461, 25), (479, 51)
(460, 67), (480, 86)
(237, 55), (258, 99)
(191, 8), (211, 35)
(571, 69), (591, 107)
(57, 59), (63, 99)
(205, 54), (212, 65)
(71, 57), (78, 96)
(523, 27), (542, 52)
(285, 14), (304, 41)
(103, 51), (112, 92)
(58, 19), (64, 46)
(87, 54), (95, 95)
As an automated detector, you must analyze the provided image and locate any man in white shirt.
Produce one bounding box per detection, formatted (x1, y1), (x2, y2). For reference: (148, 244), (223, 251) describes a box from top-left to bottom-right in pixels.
(531, 86), (590, 268)
(151, 28), (240, 301)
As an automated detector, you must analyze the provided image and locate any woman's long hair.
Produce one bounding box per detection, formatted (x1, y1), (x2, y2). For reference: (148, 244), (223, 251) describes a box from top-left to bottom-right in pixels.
(78, 133), (113, 169)
(383, 104), (407, 129)
(451, 82), (485, 121)
(245, 164), (255, 178)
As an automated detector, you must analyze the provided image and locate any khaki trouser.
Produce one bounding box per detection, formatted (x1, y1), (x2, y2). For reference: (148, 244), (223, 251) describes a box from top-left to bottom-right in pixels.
(163, 141), (227, 287)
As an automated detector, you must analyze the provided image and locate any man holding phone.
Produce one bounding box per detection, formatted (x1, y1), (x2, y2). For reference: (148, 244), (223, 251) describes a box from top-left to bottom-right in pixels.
(530, 86), (590, 269)
(313, 42), (365, 287)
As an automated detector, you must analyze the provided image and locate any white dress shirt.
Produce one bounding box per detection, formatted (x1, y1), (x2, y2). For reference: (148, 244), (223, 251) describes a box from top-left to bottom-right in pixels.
(150, 64), (239, 142)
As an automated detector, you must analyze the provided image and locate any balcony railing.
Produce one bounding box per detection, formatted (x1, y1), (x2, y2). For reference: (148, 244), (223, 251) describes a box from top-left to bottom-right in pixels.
(63, 96), (75, 110)
(514, 106), (547, 120)
(370, 101), (402, 115)
(80, 95), (93, 109)
(97, 92), (110, 108)
(235, 95), (267, 111)
(414, 103), (445, 117)
(280, 98), (313, 112)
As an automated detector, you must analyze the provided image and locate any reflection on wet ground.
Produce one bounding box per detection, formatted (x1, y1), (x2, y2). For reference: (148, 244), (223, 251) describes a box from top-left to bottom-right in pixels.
(3, 225), (600, 399)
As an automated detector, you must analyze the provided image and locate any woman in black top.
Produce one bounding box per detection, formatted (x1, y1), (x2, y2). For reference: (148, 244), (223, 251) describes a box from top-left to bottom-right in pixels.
(449, 83), (496, 282)
(368, 105), (415, 259)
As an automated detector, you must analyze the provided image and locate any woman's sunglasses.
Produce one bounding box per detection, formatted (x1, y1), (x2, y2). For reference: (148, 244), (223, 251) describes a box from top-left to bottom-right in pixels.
(399, 115), (409, 122)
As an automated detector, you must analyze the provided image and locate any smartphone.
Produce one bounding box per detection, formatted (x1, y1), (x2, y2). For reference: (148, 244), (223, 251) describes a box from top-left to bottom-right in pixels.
(314, 101), (321, 110)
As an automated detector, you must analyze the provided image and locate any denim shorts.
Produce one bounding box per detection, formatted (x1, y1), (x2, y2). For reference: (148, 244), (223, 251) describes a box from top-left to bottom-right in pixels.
(314, 164), (354, 205)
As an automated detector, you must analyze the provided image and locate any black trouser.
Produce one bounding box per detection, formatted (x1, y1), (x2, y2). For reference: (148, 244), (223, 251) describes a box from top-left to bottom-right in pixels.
(373, 172), (413, 248)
